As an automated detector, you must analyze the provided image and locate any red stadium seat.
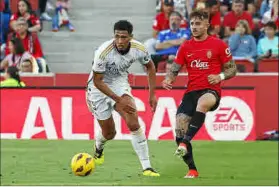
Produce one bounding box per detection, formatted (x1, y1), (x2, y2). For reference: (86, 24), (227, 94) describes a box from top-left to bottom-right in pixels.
(10, 0), (38, 13)
(258, 58), (278, 72)
(234, 59), (255, 72)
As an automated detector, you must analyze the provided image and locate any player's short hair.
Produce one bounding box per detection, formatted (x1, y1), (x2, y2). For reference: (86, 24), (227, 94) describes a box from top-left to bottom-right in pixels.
(114, 20), (133, 35)
(169, 11), (182, 19)
(265, 21), (277, 30)
(189, 10), (209, 21)
(205, 0), (218, 8)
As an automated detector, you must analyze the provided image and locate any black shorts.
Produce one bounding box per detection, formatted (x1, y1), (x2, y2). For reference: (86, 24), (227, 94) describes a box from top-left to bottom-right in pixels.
(177, 89), (221, 117)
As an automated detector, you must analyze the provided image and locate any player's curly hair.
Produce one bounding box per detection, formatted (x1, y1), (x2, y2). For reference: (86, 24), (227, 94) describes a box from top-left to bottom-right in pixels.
(189, 10), (209, 21)
(114, 20), (133, 35)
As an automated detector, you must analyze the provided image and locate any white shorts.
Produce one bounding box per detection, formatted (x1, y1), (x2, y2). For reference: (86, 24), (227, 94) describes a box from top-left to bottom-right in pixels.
(86, 85), (133, 120)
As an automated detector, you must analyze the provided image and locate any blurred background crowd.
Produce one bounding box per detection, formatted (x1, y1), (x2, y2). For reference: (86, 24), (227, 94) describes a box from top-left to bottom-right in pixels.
(0, 0), (278, 75)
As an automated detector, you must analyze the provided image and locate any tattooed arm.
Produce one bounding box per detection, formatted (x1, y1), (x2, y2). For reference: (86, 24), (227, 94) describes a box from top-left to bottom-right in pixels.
(222, 59), (237, 80)
(162, 62), (182, 90)
(208, 60), (237, 85)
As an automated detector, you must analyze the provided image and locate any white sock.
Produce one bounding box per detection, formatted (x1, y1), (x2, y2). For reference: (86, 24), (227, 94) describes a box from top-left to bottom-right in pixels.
(95, 132), (107, 150)
(131, 127), (151, 170)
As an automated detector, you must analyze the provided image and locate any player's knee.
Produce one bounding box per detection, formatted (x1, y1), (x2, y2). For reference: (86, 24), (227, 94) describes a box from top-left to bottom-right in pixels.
(196, 102), (213, 112)
(103, 131), (116, 140)
(197, 94), (217, 112)
(127, 123), (140, 132)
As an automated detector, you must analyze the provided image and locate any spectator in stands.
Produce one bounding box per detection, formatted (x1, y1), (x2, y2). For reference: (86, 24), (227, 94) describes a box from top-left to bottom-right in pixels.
(220, 0), (256, 17)
(1, 36), (38, 73)
(145, 0), (187, 54)
(20, 59), (33, 72)
(52, 0), (75, 32)
(204, 0), (221, 36)
(260, 0), (273, 20)
(6, 18), (48, 73)
(9, 0), (41, 33)
(261, 0), (278, 26)
(257, 21), (279, 59)
(229, 20), (257, 62)
(156, 0), (190, 19)
(153, 11), (191, 70)
(0, 66), (25, 87)
(219, 0), (231, 17)
(39, 0), (52, 21)
(223, 0), (254, 37)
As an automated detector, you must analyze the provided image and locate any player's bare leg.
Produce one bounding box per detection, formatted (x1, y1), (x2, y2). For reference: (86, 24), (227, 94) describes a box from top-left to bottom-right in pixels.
(175, 113), (199, 178)
(94, 117), (116, 165)
(115, 94), (160, 177)
(176, 93), (217, 178)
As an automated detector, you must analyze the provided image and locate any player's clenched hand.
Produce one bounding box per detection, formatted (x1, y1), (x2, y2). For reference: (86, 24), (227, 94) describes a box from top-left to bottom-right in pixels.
(149, 94), (157, 112)
(162, 79), (173, 90)
(117, 98), (136, 114)
(208, 74), (222, 85)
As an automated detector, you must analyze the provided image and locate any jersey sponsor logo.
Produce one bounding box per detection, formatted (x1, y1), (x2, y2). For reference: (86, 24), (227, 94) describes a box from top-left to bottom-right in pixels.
(190, 60), (209, 69)
(205, 96), (254, 140)
(107, 62), (120, 75)
(225, 48), (231, 57)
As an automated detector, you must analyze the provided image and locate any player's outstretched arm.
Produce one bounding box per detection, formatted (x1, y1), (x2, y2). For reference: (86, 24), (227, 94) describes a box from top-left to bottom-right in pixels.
(162, 62), (182, 90)
(144, 60), (157, 112)
(222, 60), (237, 80)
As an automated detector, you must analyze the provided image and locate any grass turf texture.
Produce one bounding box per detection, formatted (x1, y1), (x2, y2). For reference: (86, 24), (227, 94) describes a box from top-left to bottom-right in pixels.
(0, 140), (278, 186)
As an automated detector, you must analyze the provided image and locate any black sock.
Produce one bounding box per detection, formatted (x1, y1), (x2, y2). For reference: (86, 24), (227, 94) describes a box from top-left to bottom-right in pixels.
(176, 137), (197, 170)
(183, 111), (206, 142)
(175, 136), (183, 146)
(182, 142), (197, 170)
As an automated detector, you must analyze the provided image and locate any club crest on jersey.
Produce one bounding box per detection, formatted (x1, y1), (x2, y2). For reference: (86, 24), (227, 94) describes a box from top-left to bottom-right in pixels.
(207, 50), (212, 59)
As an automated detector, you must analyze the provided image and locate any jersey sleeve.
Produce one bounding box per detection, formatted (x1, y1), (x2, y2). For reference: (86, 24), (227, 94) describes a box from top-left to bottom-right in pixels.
(92, 48), (107, 73)
(219, 40), (232, 64)
(174, 43), (186, 65)
(138, 49), (151, 65)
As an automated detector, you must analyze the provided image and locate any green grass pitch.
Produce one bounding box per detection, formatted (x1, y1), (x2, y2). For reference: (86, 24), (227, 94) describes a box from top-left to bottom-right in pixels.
(0, 140), (278, 186)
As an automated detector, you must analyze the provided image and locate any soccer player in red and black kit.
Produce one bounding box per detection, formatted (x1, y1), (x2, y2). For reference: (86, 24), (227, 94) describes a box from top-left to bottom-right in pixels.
(162, 10), (237, 178)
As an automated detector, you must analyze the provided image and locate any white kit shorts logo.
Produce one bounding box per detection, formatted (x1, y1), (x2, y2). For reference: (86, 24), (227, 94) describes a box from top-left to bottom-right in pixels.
(205, 96), (254, 140)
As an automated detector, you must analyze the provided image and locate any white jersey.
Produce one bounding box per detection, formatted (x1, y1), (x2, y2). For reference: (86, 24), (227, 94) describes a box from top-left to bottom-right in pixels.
(87, 39), (151, 89)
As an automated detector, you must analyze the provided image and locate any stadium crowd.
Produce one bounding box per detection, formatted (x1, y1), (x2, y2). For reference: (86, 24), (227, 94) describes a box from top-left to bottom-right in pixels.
(0, 0), (278, 75)
(146, 0), (278, 72)
(0, 0), (73, 74)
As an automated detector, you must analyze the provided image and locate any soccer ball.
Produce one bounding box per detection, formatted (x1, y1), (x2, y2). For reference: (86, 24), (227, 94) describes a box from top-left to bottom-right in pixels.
(71, 153), (95, 176)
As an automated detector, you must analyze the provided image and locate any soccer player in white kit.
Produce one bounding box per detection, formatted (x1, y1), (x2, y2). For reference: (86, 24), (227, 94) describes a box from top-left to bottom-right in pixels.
(86, 20), (160, 177)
